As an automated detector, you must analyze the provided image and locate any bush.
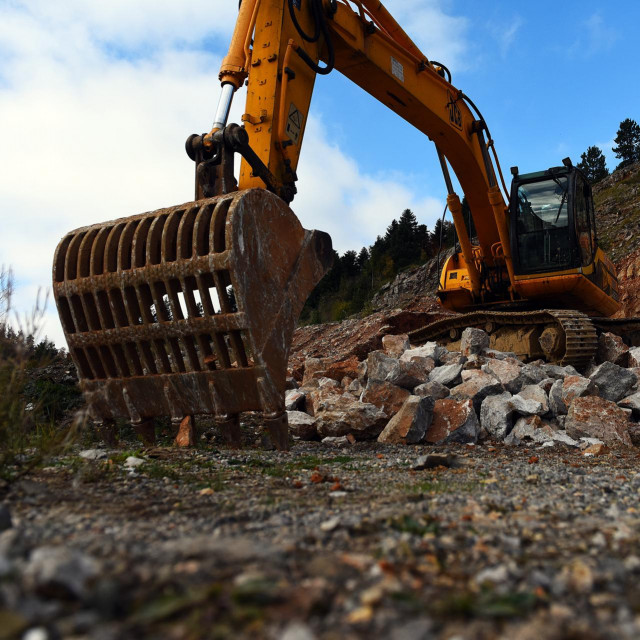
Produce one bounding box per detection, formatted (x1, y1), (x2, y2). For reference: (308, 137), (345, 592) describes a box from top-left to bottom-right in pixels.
(0, 267), (82, 484)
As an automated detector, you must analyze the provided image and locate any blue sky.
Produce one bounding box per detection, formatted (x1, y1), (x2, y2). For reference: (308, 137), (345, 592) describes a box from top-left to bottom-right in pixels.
(0, 0), (638, 346)
(312, 1), (637, 188)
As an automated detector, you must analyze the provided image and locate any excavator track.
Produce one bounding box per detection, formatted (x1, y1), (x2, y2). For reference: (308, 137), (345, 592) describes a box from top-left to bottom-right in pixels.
(408, 309), (598, 369)
(590, 317), (640, 348)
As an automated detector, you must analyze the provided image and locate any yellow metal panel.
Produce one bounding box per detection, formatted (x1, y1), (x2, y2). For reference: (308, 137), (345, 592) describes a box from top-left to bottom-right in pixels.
(239, 1), (319, 190)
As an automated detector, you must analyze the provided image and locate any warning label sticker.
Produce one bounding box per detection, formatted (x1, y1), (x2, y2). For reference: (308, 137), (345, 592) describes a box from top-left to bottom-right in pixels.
(391, 57), (404, 82)
(286, 102), (303, 144)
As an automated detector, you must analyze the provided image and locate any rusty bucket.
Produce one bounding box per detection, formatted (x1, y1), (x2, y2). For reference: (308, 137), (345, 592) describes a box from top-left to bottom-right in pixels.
(53, 189), (332, 449)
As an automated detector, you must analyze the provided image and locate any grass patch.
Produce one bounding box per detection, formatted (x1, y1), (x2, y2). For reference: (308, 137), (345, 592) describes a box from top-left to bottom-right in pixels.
(401, 478), (480, 495)
(432, 589), (537, 619)
(389, 514), (440, 537)
(288, 454), (354, 470)
(109, 450), (144, 464)
(143, 462), (182, 482)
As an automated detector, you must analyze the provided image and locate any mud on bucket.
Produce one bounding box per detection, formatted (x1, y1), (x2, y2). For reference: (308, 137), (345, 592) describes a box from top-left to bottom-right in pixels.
(52, 188), (333, 450)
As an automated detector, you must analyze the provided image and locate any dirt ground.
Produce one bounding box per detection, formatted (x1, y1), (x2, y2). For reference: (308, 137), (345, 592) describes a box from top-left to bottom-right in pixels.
(3, 425), (640, 640)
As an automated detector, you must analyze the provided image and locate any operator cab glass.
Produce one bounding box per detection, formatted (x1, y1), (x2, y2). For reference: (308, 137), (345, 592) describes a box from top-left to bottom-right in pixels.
(514, 176), (571, 273)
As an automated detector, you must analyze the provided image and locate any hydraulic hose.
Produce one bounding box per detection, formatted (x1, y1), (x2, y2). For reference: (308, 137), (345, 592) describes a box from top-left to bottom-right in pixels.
(430, 60), (451, 83)
(436, 203), (448, 276)
(288, 0), (320, 42)
(461, 92), (510, 200)
(289, 0), (335, 75)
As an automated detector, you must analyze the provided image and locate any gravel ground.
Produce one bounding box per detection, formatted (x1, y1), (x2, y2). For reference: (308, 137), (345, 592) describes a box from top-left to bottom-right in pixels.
(3, 428), (640, 640)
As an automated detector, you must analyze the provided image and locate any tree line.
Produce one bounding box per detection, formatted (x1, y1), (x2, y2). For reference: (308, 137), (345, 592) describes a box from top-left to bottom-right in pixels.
(300, 208), (456, 324)
(577, 118), (640, 183)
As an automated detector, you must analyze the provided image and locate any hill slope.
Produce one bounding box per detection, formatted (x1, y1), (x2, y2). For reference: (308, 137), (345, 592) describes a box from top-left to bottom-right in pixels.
(593, 161), (640, 263)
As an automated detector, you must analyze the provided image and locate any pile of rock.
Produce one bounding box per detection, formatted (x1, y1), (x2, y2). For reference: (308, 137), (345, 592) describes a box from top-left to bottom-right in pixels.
(287, 328), (640, 449)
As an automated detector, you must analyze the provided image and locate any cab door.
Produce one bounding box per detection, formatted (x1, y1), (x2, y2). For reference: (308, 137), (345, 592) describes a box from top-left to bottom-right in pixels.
(574, 174), (595, 267)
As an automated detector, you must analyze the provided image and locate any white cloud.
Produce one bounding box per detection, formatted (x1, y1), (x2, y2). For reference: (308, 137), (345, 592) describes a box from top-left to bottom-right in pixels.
(295, 117), (443, 253)
(569, 12), (618, 57)
(384, 0), (470, 72)
(0, 1), (460, 347)
(497, 16), (523, 58)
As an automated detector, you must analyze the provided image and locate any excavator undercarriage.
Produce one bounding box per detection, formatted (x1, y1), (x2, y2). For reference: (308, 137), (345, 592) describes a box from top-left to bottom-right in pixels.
(409, 309), (640, 369)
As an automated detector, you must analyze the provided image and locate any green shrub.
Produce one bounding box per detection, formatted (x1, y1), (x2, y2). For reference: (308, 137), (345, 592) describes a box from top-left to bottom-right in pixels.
(0, 267), (82, 484)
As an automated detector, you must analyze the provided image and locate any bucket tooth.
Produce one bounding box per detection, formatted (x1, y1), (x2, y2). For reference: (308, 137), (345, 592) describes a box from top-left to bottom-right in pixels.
(53, 188), (333, 449)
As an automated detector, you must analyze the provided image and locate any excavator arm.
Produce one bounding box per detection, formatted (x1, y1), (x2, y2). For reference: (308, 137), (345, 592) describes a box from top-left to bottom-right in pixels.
(204, 0), (516, 304)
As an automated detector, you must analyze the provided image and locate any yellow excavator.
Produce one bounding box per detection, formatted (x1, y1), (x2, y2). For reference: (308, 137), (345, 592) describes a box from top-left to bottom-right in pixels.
(52, 0), (632, 449)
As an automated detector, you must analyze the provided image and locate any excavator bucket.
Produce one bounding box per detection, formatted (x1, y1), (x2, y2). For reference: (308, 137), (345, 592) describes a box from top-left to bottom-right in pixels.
(52, 189), (333, 449)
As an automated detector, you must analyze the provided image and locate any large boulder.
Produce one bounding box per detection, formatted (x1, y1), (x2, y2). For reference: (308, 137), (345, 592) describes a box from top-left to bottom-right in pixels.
(629, 346), (640, 368)
(287, 411), (318, 440)
(378, 395), (435, 444)
(360, 380), (411, 417)
(429, 363), (464, 387)
(597, 332), (629, 367)
(315, 395), (388, 440)
(365, 350), (432, 390)
(481, 358), (545, 394)
(366, 351), (401, 384)
(440, 351), (467, 365)
(629, 425), (640, 447)
(562, 375), (599, 406)
(619, 392), (640, 417)
(307, 378), (343, 415)
(565, 396), (632, 446)
(520, 364), (547, 387)
(509, 384), (549, 416)
(504, 415), (556, 445)
(414, 380), (450, 400)
(394, 356), (435, 390)
(382, 333), (410, 357)
(548, 379), (567, 416)
(400, 342), (446, 365)
(460, 327), (490, 357)
(285, 389), (306, 411)
(589, 362), (636, 402)
(539, 363), (579, 379)
(450, 370), (503, 413)
(425, 397), (480, 444)
(480, 392), (514, 440)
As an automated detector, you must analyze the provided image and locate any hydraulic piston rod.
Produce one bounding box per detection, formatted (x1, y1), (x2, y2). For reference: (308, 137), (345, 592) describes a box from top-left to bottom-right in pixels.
(212, 83), (235, 133)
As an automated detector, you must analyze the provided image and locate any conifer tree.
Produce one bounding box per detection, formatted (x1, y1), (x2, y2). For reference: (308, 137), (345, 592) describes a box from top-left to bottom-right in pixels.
(612, 118), (640, 169)
(577, 146), (609, 183)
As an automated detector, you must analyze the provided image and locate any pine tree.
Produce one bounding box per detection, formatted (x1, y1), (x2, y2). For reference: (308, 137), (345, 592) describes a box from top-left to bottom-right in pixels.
(577, 146), (609, 183)
(356, 247), (370, 269)
(612, 118), (640, 169)
(340, 250), (359, 278)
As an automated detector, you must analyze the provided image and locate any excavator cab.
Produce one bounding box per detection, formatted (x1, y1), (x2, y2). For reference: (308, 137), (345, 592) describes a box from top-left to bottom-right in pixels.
(510, 162), (595, 276)
(508, 161), (619, 316)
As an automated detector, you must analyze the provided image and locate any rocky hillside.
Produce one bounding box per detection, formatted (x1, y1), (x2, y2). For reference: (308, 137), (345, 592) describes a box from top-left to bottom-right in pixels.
(594, 161), (640, 263)
(369, 249), (453, 313)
